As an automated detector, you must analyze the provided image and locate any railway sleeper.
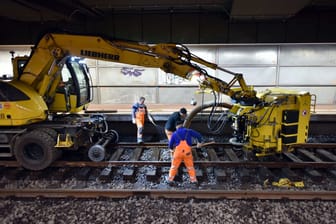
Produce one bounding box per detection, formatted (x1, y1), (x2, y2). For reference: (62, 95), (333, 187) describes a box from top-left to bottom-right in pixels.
(146, 169), (159, 181)
(285, 152), (324, 182)
(146, 148), (161, 182)
(225, 148), (251, 183)
(214, 168), (228, 182)
(122, 147), (144, 181)
(4, 168), (25, 181)
(76, 167), (92, 181)
(98, 167), (114, 182)
(297, 148), (336, 178)
(53, 168), (70, 181)
(123, 167), (137, 181)
(98, 148), (125, 182)
(258, 167), (276, 183)
(29, 167), (49, 180)
(281, 168), (302, 182)
(239, 168), (251, 183)
(316, 149), (336, 162)
(207, 148), (228, 182)
(196, 168), (204, 182)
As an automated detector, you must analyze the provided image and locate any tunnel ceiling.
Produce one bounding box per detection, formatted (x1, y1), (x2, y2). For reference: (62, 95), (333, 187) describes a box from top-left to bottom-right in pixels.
(1, 0), (336, 22)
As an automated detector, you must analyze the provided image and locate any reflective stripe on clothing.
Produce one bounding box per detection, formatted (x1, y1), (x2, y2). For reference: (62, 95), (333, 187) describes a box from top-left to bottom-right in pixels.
(132, 102), (147, 141)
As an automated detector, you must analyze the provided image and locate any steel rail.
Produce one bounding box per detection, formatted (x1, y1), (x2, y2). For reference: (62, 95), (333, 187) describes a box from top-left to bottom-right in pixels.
(52, 161), (336, 168)
(112, 142), (232, 148)
(291, 143), (336, 149)
(114, 142), (336, 149)
(0, 160), (335, 168)
(1, 142), (335, 168)
(0, 189), (335, 200)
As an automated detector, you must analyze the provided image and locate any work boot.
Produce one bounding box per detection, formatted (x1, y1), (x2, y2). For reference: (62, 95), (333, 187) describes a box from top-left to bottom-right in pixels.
(190, 181), (199, 188)
(190, 180), (199, 186)
(166, 176), (176, 186)
(167, 180), (175, 186)
(137, 138), (143, 144)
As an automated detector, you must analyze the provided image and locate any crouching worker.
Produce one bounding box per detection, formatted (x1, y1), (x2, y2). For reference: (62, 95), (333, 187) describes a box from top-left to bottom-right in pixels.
(167, 120), (203, 185)
(165, 107), (187, 141)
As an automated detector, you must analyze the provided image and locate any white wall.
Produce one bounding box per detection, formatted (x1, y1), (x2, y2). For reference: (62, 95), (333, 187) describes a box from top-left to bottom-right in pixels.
(1, 43), (336, 105)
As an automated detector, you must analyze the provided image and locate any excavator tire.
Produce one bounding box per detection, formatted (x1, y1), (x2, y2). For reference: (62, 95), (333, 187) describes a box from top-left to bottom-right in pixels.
(35, 128), (63, 159)
(35, 128), (58, 139)
(14, 129), (61, 171)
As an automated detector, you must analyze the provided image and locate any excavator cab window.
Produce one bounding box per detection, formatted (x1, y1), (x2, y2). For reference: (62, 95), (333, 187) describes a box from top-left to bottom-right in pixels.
(69, 61), (91, 106)
(56, 58), (92, 108)
(11, 56), (29, 80)
(58, 65), (75, 94)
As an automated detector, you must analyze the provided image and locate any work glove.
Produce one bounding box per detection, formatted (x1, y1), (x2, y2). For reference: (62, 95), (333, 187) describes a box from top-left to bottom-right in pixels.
(132, 118), (135, 124)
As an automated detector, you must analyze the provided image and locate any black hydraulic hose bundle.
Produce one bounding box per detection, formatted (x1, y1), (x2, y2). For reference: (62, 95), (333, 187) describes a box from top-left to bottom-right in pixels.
(206, 91), (231, 134)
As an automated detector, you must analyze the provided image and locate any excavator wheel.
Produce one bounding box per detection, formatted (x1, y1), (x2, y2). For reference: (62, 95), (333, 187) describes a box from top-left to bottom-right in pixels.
(35, 128), (63, 159)
(35, 128), (58, 140)
(14, 129), (61, 171)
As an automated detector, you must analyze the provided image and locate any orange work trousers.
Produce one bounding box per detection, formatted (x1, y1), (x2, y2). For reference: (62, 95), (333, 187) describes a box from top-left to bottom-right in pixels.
(135, 108), (145, 140)
(168, 140), (197, 182)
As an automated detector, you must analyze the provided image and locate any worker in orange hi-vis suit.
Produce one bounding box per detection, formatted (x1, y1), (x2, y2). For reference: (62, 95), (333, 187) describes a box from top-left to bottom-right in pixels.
(167, 120), (203, 185)
(131, 96), (153, 143)
(132, 96), (147, 143)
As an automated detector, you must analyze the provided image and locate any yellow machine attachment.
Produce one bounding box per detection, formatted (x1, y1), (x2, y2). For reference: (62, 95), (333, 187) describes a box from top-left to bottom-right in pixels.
(229, 88), (311, 156)
(268, 178), (305, 188)
(55, 134), (74, 148)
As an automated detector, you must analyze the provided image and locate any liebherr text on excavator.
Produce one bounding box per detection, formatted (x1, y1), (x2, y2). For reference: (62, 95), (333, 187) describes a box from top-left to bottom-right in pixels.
(0, 33), (313, 170)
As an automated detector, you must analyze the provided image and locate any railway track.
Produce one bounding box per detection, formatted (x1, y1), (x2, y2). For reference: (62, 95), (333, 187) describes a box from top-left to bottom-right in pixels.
(0, 142), (335, 200)
(1, 188), (335, 200)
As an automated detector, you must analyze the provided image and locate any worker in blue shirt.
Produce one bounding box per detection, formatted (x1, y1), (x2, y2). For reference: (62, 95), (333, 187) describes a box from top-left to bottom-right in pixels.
(164, 108), (187, 141)
(168, 120), (203, 184)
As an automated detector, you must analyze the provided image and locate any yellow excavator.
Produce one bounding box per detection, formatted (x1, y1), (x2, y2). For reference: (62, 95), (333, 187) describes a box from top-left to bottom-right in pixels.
(0, 33), (313, 170)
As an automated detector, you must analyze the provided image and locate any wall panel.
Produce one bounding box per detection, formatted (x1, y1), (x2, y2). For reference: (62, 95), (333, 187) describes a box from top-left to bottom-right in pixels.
(1, 42), (336, 105)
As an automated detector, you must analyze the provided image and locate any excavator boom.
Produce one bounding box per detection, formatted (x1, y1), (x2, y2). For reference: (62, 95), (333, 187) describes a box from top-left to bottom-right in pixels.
(19, 33), (256, 104)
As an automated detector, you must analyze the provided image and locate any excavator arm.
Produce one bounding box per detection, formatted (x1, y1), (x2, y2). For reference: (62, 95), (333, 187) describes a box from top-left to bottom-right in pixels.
(19, 33), (256, 104)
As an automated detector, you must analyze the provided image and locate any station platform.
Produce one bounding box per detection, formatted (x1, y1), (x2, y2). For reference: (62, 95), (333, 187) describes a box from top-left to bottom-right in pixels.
(87, 104), (197, 115)
(86, 103), (336, 138)
(87, 103), (336, 115)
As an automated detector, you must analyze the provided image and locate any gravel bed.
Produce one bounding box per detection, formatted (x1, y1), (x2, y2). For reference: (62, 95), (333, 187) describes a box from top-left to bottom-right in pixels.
(1, 154), (335, 192)
(1, 135), (335, 223)
(0, 196), (335, 224)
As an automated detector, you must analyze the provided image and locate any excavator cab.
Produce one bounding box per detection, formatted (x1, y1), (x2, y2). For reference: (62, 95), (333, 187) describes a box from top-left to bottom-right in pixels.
(49, 57), (93, 113)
